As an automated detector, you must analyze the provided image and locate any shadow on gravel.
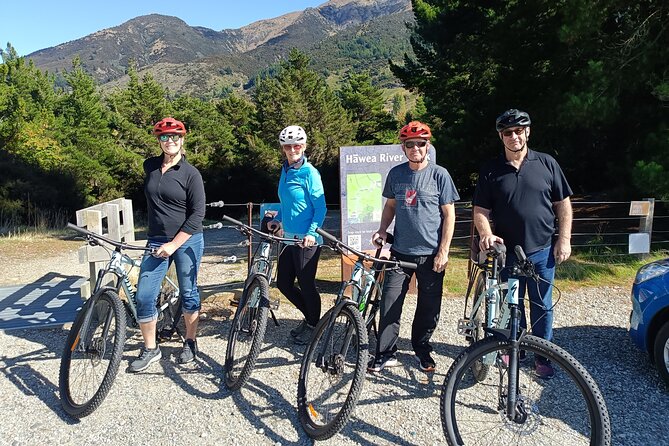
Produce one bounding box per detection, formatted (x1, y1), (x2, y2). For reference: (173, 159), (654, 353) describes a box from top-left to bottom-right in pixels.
(552, 325), (669, 444)
(0, 327), (78, 423)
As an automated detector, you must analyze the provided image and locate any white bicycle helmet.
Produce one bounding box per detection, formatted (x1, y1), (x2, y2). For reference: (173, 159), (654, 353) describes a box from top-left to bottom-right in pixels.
(279, 125), (307, 145)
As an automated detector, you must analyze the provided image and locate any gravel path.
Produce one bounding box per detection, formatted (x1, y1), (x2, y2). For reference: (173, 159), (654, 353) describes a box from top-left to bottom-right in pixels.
(1, 225), (668, 445)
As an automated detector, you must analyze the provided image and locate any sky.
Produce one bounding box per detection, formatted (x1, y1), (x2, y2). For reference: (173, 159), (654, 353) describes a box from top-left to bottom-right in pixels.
(2, 0), (327, 56)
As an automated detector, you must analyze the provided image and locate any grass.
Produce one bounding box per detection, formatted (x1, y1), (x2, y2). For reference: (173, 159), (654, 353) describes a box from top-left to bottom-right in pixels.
(313, 249), (669, 298)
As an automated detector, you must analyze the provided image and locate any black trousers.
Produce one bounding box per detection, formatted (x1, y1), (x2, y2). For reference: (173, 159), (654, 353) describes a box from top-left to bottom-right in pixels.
(375, 251), (445, 358)
(276, 244), (322, 326)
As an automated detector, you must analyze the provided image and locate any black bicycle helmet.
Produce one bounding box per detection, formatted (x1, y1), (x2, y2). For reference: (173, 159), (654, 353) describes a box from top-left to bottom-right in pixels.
(495, 109), (531, 132)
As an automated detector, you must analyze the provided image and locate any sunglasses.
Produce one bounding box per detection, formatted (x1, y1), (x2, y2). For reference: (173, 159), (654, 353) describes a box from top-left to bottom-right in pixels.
(158, 134), (182, 142)
(404, 140), (428, 149)
(501, 128), (526, 137)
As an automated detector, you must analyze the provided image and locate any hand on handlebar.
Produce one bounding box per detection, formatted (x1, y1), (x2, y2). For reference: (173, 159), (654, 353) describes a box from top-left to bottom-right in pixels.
(301, 234), (316, 248)
(371, 230), (387, 248)
(479, 234), (504, 251)
(267, 219), (283, 237)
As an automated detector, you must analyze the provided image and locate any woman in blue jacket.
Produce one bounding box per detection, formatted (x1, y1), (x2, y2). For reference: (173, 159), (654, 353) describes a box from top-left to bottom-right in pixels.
(268, 125), (327, 345)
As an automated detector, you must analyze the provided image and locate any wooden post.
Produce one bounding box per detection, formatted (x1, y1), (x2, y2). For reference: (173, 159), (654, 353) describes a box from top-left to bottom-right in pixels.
(641, 198), (655, 259)
(75, 198), (136, 298)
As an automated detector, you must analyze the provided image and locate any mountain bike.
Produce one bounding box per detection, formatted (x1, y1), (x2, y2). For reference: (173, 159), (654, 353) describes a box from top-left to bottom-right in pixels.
(59, 223), (183, 418)
(208, 214), (298, 391)
(297, 227), (416, 441)
(440, 245), (611, 445)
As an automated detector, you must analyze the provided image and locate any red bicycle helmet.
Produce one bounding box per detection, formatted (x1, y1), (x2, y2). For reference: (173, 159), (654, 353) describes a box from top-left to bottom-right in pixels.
(153, 117), (187, 136)
(399, 121), (432, 141)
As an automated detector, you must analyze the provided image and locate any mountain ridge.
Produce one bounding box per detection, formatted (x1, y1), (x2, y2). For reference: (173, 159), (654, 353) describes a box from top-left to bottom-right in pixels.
(27, 0), (413, 94)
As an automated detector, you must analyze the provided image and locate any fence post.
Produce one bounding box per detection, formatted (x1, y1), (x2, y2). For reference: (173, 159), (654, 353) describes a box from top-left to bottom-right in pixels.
(641, 198), (655, 259)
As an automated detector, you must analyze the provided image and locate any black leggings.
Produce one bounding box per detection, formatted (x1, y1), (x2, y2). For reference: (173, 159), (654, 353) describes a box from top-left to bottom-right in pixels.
(276, 244), (322, 326)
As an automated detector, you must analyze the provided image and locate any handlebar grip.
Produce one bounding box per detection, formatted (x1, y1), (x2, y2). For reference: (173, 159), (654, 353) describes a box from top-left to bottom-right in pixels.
(398, 260), (418, 270)
(316, 227), (338, 244)
(221, 214), (245, 227)
(514, 245), (527, 262)
(493, 242), (506, 254)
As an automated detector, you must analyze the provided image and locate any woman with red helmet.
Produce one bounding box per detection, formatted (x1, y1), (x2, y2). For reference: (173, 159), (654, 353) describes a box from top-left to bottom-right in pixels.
(128, 117), (206, 372)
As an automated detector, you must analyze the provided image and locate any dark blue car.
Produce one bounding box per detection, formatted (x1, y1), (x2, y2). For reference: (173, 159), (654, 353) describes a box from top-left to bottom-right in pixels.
(630, 258), (669, 386)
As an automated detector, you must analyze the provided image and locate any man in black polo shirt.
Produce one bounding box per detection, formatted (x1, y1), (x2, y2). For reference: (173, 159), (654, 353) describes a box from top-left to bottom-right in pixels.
(473, 109), (573, 380)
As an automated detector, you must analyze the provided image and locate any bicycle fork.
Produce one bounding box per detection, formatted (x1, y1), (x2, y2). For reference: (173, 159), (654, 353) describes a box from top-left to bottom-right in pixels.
(503, 277), (526, 423)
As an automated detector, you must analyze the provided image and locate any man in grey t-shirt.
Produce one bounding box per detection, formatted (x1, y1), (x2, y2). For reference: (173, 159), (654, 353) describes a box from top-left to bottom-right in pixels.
(369, 121), (459, 373)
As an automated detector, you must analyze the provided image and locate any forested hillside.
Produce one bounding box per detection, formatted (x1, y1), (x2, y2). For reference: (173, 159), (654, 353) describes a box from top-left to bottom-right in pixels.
(1, 0), (668, 232)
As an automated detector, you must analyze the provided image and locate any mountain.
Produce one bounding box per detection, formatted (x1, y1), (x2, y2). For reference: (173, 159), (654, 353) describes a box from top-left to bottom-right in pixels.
(27, 0), (414, 95)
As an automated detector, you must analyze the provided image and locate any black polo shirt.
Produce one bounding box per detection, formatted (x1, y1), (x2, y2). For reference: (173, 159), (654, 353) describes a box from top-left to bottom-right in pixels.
(474, 149), (572, 253)
(143, 155), (205, 238)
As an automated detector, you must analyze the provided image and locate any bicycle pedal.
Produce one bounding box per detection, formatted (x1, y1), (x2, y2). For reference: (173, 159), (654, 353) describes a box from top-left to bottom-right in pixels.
(457, 318), (475, 336)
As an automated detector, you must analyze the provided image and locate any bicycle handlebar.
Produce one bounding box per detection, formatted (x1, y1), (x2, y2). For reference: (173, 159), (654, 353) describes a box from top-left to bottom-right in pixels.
(316, 227), (417, 270)
(66, 223), (154, 253)
(207, 215), (300, 244)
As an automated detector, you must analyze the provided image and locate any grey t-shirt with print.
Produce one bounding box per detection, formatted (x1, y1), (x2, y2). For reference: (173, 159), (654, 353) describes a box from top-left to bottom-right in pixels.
(383, 162), (460, 256)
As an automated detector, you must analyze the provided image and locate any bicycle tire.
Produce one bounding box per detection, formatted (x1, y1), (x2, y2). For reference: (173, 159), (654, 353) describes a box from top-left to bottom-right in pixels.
(440, 335), (611, 445)
(469, 272), (490, 382)
(363, 298), (380, 350)
(156, 286), (183, 342)
(223, 275), (270, 390)
(59, 290), (127, 418)
(297, 304), (368, 441)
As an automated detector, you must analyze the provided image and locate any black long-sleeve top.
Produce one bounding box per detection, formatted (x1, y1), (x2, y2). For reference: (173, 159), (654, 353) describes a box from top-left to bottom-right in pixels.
(143, 155), (205, 238)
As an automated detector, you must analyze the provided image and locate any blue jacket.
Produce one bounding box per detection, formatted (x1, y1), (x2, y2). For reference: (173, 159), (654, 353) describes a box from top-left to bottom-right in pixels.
(276, 156), (327, 241)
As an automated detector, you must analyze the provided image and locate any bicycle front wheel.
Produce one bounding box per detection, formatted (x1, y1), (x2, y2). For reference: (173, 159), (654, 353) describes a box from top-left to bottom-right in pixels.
(468, 272), (490, 382)
(297, 304), (368, 441)
(440, 335), (611, 445)
(223, 275), (270, 390)
(59, 290), (126, 418)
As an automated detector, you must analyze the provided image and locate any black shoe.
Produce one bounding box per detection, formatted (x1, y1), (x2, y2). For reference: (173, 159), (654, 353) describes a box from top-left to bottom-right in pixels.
(290, 319), (308, 338)
(292, 324), (316, 345)
(178, 339), (198, 364)
(416, 353), (436, 372)
(128, 346), (162, 372)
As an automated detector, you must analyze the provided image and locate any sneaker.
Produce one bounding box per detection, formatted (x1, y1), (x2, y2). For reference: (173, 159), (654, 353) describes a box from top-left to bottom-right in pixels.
(367, 355), (400, 372)
(292, 324), (316, 345)
(128, 346), (162, 372)
(534, 358), (555, 380)
(177, 339), (198, 364)
(416, 353), (436, 372)
(290, 319), (308, 338)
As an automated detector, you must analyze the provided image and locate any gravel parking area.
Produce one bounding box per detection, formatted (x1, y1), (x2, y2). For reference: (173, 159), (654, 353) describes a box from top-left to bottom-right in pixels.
(1, 282), (668, 445)
(1, 222), (668, 445)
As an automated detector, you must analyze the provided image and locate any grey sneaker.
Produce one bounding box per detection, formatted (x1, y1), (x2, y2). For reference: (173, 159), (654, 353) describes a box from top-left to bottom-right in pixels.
(290, 320), (309, 338)
(178, 339), (198, 364)
(292, 324), (316, 345)
(129, 346), (162, 372)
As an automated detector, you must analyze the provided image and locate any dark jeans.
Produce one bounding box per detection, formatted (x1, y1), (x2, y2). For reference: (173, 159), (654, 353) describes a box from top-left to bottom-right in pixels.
(502, 244), (555, 342)
(376, 251), (445, 358)
(276, 244), (322, 326)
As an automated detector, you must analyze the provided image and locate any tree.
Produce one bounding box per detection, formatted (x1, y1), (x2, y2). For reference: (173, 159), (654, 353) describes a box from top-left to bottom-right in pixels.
(253, 49), (354, 167)
(339, 71), (398, 144)
(392, 0), (669, 196)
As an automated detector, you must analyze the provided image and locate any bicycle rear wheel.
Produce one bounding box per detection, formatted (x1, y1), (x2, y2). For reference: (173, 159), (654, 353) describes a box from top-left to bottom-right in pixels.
(59, 290), (126, 418)
(156, 283), (183, 342)
(297, 304), (368, 441)
(440, 335), (611, 445)
(224, 275), (270, 390)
